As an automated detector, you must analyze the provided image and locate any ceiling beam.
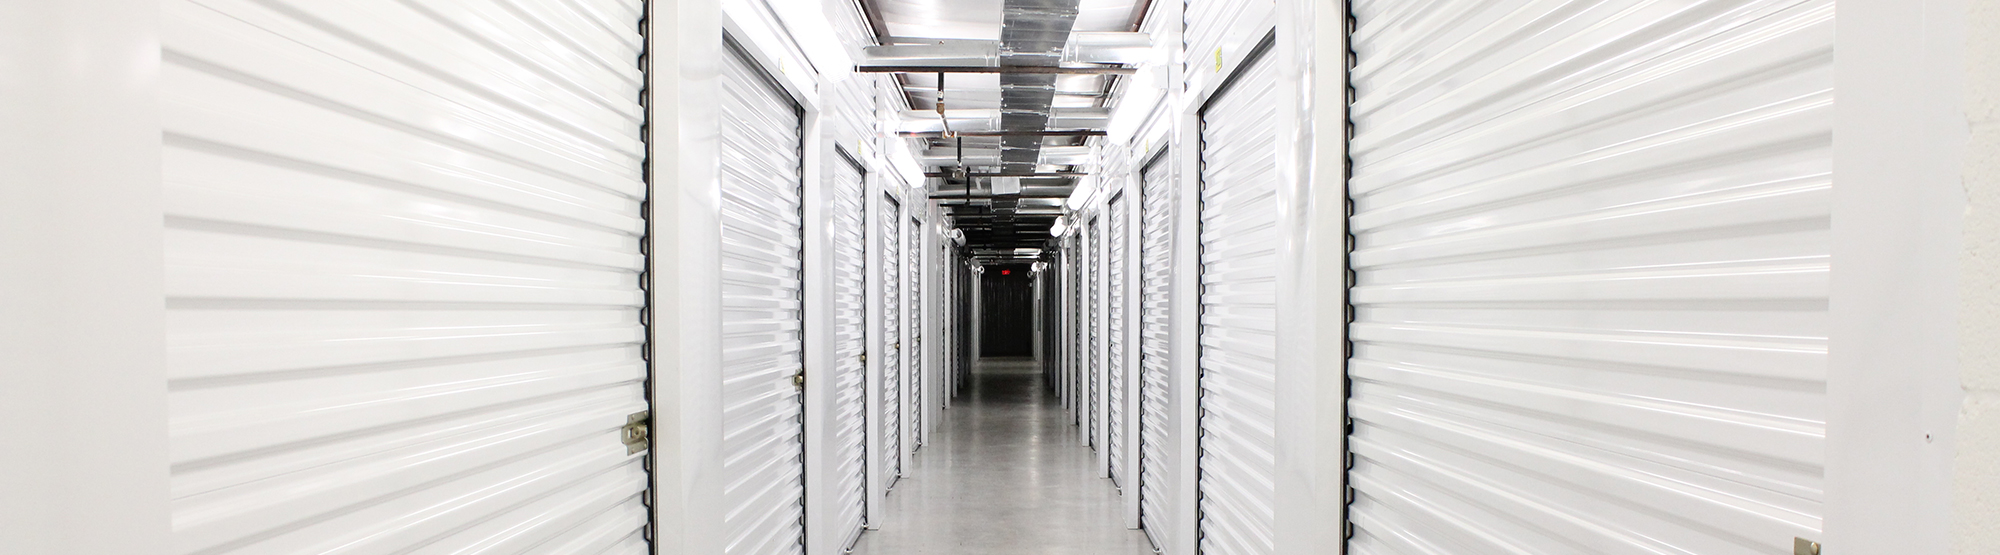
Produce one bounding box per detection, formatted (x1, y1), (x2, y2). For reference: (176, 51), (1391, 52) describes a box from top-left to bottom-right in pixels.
(856, 65), (1136, 75)
(925, 171), (1087, 178)
(934, 194), (1072, 199)
(853, 0), (891, 45)
(899, 130), (1105, 138)
(1125, 0), (1157, 32)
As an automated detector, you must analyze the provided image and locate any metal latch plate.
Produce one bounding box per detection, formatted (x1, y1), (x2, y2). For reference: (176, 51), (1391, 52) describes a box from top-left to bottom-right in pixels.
(623, 411), (650, 455)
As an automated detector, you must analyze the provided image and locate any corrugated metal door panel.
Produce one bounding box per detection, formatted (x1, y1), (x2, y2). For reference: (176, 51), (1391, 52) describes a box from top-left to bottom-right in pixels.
(908, 217), (925, 451)
(160, 0), (649, 552)
(1138, 152), (1175, 540)
(1072, 238), (1088, 415)
(1075, 233), (1085, 427)
(1197, 49), (1280, 555)
(717, 42), (807, 555)
(1345, 0), (1832, 553)
(828, 154), (869, 547)
(1183, 0), (1274, 82)
(1087, 216), (1103, 449)
(1108, 193), (1131, 488)
(1057, 243), (1067, 408)
(946, 248), (957, 401)
(880, 194), (904, 483)
(941, 239), (953, 414)
(1073, 236), (1084, 421)
(1073, 234), (1083, 419)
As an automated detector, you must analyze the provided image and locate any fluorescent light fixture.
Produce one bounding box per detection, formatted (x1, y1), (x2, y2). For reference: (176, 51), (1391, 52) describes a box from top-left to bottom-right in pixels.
(899, 109), (1002, 133)
(860, 40), (1001, 67)
(1038, 145), (1091, 165)
(768, 0), (854, 81)
(991, 176), (1022, 195)
(1105, 65), (1168, 143)
(1062, 32), (1153, 65)
(1065, 177), (1097, 210)
(1045, 107), (1112, 129)
(922, 146), (1003, 166)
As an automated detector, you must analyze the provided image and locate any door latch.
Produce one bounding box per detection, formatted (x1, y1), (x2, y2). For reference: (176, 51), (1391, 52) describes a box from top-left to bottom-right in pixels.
(793, 373), (806, 388)
(622, 411), (650, 455)
(1794, 538), (1820, 555)
(860, 352), (867, 363)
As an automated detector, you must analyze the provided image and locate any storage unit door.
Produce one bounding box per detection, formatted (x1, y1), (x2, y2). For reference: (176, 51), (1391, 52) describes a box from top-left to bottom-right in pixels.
(1087, 217), (1103, 448)
(1343, 1), (1833, 554)
(1074, 235), (1085, 424)
(160, 0), (651, 552)
(716, 42), (808, 555)
(879, 194), (904, 482)
(1067, 241), (1081, 416)
(828, 154), (869, 547)
(943, 240), (955, 409)
(1197, 49), (1280, 555)
(1138, 152), (1175, 539)
(1107, 193), (1131, 487)
(908, 218), (925, 450)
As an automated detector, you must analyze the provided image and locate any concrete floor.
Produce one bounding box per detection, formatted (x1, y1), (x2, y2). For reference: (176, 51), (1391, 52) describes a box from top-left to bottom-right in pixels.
(849, 357), (1157, 555)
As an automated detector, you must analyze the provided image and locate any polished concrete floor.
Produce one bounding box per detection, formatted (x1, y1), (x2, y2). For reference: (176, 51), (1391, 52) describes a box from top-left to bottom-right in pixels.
(850, 357), (1156, 555)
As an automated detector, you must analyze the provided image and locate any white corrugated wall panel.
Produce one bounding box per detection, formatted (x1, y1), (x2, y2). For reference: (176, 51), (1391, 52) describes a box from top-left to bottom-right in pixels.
(1138, 152), (1175, 541)
(827, 153), (869, 548)
(1197, 49), (1280, 555)
(1108, 193), (1132, 488)
(1344, 0), (1833, 553)
(880, 194), (904, 483)
(717, 42), (807, 555)
(908, 217), (925, 452)
(160, 0), (650, 552)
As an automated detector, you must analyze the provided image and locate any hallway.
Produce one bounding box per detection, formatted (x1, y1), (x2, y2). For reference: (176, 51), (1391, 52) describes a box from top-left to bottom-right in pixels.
(851, 358), (1153, 555)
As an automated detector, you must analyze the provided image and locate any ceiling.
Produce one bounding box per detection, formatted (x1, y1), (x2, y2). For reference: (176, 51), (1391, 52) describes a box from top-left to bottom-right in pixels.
(857, 0), (1150, 262)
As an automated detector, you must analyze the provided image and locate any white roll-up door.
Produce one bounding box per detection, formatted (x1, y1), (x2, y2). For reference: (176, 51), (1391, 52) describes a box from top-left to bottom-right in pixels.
(827, 152), (869, 548)
(717, 41), (807, 555)
(879, 194), (904, 484)
(907, 217), (925, 451)
(1138, 151), (1174, 539)
(1197, 46), (1280, 555)
(160, 0), (651, 552)
(1184, 0), (1275, 86)
(1344, 1), (1833, 554)
(947, 247), (960, 400)
(1074, 233), (1085, 427)
(1107, 193), (1131, 487)
(1067, 238), (1081, 417)
(1086, 216), (1103, 449)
